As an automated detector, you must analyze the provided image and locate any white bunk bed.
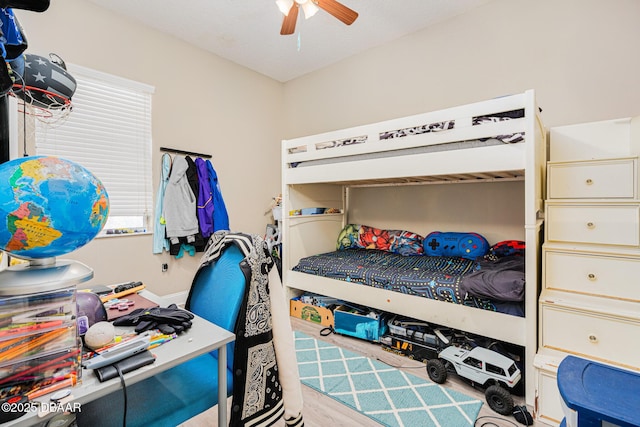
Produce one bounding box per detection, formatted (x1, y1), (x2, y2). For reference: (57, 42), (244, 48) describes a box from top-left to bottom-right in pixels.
(281, 89), (546, 406)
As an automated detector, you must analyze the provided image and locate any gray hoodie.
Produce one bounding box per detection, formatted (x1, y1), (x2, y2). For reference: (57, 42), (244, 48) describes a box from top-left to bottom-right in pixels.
(163, 155), (199, 239)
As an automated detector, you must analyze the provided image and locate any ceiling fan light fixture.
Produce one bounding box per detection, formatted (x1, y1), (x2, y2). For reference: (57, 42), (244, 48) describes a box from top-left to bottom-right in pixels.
(279, 0), (358, 35)
(300, 1), (319, 19)
(276, 0), (294, 16)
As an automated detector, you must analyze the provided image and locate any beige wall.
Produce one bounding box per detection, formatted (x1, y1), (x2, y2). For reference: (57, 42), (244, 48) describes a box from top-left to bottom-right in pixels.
(349, 181), (525, 245)
(283, 0), (640, 139)
(12, 0), (640, 296)
(16, 0), (284, 296)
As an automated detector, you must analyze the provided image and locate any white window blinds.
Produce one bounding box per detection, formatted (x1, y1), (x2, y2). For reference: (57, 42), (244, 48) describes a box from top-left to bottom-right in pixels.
(35, 64), (154, 235)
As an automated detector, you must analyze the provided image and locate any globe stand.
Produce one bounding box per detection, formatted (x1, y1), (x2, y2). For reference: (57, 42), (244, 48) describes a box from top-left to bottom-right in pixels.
(26, 257), (57, 267)
(0, 257), (93, 295)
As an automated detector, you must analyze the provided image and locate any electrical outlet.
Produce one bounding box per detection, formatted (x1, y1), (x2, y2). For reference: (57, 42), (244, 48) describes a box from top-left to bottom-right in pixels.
(162, 263), (168, 272)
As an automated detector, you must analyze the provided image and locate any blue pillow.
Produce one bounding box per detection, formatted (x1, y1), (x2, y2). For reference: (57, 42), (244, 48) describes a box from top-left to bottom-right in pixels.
(423, 231), (489, 260)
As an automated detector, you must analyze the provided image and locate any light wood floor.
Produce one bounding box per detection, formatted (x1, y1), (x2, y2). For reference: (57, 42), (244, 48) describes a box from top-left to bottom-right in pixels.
(182, 317), (543, 427)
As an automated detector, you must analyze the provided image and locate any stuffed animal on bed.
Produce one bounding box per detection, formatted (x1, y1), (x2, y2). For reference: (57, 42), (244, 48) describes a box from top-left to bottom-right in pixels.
(423, 231), (489, 260)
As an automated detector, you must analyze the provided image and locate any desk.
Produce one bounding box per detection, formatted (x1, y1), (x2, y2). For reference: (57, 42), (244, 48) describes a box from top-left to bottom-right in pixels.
(5, 293), (235, 427)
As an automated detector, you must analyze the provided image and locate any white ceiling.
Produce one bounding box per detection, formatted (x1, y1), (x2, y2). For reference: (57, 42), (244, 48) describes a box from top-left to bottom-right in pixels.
(85, 0), (492, 83)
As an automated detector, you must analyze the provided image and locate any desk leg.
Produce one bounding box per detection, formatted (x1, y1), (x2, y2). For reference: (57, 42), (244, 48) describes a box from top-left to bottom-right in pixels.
(218, 345), (228, 426)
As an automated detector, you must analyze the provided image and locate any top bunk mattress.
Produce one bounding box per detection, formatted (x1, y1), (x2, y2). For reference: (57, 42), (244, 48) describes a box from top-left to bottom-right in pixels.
(289, 109), (526, 168)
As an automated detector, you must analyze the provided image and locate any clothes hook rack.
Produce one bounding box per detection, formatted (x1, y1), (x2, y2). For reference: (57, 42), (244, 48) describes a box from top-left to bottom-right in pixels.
(160, 146), (212, 159)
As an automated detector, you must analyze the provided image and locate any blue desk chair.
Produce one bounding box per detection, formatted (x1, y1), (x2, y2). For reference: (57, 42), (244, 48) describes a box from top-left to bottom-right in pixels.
(77, 245), (247, 427)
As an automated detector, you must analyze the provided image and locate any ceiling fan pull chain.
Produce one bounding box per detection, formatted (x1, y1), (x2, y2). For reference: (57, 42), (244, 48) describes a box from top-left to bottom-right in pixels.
(297, 32), (302, 51)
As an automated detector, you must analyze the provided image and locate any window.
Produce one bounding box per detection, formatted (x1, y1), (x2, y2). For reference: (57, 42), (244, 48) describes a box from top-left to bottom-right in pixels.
(34, 64), (154, 236)
(463, 357), (482, 369)
(486, 363), (505, 377)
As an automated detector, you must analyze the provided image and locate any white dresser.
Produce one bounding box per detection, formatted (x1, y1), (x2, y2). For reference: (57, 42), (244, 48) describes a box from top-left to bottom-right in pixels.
(534, 117), (640, 426)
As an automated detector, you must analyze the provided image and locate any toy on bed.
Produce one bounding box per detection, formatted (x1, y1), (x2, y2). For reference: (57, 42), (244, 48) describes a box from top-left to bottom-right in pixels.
(423, 231), (490, 260)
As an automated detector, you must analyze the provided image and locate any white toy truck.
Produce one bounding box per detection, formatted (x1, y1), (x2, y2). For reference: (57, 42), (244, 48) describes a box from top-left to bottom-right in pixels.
(426, 345), (522, 415)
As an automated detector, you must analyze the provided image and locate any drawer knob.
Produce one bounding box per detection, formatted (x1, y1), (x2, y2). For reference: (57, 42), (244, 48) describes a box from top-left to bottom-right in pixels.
(587, 273), (597, 281)
(588, 334), (598, 343)
(587, 222), (595, 229)
(586, 178), (593, 185)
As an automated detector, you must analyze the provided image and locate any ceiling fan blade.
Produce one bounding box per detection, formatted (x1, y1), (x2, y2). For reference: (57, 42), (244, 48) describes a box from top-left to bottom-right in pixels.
(315, 0), (358, 25)
(280, 3), (299, 35)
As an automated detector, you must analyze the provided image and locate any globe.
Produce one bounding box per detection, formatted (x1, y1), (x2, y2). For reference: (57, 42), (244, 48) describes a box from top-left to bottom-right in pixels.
(0, 156), (109, 259)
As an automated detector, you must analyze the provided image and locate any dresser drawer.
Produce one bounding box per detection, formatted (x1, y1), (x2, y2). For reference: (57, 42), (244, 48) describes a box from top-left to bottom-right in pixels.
(546, 204), (640, 247)
(550, 117), (634, 162)
(544, 250), (640, 301)
(540, 302), (640, 367)
(547, 158), (636, 199)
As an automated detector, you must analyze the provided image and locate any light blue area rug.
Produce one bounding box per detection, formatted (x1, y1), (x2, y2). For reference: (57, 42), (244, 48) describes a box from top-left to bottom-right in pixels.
(295, 331), (483, 427)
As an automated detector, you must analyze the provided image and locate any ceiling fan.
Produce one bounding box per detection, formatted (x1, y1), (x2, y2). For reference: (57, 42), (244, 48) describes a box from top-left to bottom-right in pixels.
(276, 0), (358, 35)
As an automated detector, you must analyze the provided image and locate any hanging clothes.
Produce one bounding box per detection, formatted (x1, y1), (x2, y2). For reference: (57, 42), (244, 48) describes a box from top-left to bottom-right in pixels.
(185, 156), (207, 252)
(152, 153), (172, 254)
(184, 156), (199, 201)
(0, 9), (27, 61)
(195, 157), (214, 238)
(163, 155), (199, 242)
(164, 155), (206, 256)
(206, 159), (230, 232)
(161, 153), (227, 258)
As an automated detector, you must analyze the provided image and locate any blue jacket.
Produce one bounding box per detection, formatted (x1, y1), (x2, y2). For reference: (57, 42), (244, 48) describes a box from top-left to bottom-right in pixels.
(206, 159), (229, 232)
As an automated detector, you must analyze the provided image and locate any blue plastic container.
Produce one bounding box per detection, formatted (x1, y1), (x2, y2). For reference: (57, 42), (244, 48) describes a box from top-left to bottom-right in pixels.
(300, 207), (326, 215)
(333, 305), (387, 342)
(557, 355), (640, 427)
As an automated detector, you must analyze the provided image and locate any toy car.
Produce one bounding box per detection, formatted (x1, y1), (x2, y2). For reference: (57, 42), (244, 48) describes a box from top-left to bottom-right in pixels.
(426, 345), (522, 415)
(381, 317), (453, 361)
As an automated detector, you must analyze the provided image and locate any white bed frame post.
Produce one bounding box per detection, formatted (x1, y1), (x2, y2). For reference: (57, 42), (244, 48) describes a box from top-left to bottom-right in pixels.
(523, 89), (547, 408)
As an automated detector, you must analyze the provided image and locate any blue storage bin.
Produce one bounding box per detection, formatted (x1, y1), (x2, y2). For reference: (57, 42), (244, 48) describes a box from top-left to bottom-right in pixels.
(557, 355), (640, 427)
(300, 207), (326, 215)
(333, 305), (387, 342)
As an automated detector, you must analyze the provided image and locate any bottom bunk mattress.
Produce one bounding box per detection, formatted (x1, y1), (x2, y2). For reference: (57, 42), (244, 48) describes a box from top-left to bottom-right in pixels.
(292, 249), (524, 317)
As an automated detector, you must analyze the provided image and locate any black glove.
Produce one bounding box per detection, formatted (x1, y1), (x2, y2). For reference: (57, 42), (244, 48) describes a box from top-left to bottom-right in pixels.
(113, 304), (194, 334)
(112, 307), (147, 327)
(142, 305), (194, 324)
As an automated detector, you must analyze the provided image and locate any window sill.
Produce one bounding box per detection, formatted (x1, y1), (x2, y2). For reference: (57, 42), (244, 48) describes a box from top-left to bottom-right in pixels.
(96, 231), (152, 239)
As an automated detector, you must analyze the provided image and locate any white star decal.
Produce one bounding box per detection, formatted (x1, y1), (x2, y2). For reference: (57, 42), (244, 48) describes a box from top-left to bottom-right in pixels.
(35, 57), (47, 66)
(32, 72), (46, 83)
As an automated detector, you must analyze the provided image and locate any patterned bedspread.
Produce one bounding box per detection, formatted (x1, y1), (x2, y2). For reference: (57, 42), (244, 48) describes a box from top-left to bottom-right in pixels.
(292, 249), (524, 316)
